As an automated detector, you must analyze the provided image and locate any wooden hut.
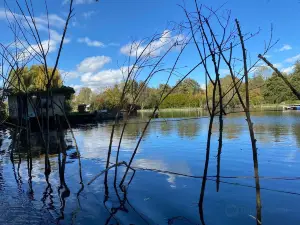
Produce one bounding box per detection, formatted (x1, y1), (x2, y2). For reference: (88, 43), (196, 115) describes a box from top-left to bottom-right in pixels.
(6, 86), (75, 129)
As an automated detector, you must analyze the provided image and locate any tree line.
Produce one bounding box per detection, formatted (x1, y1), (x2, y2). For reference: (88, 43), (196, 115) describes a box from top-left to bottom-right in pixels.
(73, 61), (300, 111)
(2, 61), (299, 113)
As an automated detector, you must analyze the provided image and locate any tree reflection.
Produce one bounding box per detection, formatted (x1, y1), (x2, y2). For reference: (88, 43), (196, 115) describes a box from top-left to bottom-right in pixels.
(177, 120), (200, 138)
(118, 122), (150, 140)
(160, 121), (173, 136)
(292, 124), (300, 148)
(254, 124), (271, 143)
(267, 124), (289, 142)
(223, 123), (243, 140)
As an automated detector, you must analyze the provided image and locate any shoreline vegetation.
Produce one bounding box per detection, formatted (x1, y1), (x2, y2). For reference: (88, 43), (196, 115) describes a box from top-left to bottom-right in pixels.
(137, 104), (289, 113)
(72, 62), (300, 114)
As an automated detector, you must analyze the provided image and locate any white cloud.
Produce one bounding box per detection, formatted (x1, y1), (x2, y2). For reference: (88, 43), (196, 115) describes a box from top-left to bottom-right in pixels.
(0, 8), (69, 61)
(77, 56), (111, 73)
(77, 37), (104, 47)
(63, 0), (94, 5)
(70, 84), (83, 93)
(49, 29), (70, 44)
(133, 159), (192, 186)
(82, 11), (95, 19)
(60, 70), (80, 81)
(0, 8), (65, 29)
(285, 54), (300, 63)
(279, 44), (292, 52)
(282, 66), (295, 74)
(63, 56), (131, 89)
(12, 29), (70, 62)
(16, 39), (58, 62)
(120, 30), (185, 57)
(80, 67), (126, 89)
(273, 63), (283, 68)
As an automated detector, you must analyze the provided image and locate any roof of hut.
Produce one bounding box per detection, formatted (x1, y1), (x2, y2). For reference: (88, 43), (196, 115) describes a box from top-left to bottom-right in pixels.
(5, 86), (75, 99)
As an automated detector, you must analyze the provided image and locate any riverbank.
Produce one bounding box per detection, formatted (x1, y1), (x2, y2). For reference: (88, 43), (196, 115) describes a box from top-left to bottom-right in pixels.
(138, 104), (285, 112)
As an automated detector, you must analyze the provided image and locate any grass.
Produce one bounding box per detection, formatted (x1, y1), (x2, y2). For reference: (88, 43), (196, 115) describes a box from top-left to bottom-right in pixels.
(138, 107), (204, 112)
(138, 104), (285, 112)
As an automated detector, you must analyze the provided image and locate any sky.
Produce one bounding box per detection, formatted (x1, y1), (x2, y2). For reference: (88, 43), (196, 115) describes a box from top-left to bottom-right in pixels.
(0, 0), (299, 92)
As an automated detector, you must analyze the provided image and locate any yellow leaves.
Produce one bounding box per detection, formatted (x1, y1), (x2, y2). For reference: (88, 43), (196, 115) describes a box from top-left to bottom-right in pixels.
(9, 65), (63, 92)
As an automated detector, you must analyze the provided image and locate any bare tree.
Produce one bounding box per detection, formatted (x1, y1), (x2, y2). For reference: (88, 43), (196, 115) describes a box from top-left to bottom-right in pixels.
(1, 0), (75, 177)
(87, 27), (210, 189)
(181, 1), (276, 224)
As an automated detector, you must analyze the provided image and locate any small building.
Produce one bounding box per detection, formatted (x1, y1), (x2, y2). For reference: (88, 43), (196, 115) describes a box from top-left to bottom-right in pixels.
(7, 87), (75, 121)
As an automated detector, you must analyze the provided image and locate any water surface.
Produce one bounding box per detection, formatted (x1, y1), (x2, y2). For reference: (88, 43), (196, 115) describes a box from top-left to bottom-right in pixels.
(0, 111), (299, 224)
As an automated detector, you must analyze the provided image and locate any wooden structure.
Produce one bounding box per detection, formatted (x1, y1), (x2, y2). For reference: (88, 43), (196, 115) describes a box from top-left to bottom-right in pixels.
(6, 87), (75, 130)
(8, 93), (65, 120)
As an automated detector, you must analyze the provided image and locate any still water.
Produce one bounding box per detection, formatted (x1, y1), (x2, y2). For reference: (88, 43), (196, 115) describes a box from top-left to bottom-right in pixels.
(0, 111), (300, 224)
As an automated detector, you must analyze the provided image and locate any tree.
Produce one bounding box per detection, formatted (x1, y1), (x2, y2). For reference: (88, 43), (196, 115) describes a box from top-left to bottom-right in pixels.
(123, 79), (139, 103)
(89, 85), (122, 111)
(248, 74), (265, 105)
(158, 84), (171, 95)
(76, 87), (92, 105)
(9, 65), (63, 92)
(103, 85), (122, 109)
(259, 55), (300, 100)
(174, 78), (201, 95)
(289, 61), (300, 100)
(9, 67), (30, 91)
(262, 73), (290, 103)
(90, 94), (106, 111)
(136, 81), (151, 109)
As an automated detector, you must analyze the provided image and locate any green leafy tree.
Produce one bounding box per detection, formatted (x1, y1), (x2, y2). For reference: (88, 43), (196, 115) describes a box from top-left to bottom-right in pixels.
(9, 65), (63, 92)
(103, 85), (122, 109)
(249, 74), (265, 105)
(174, 78), (201, 95)
(263, 73), (291, 103)
(288, 62), (300, 101)
(76, 87), (92, 105)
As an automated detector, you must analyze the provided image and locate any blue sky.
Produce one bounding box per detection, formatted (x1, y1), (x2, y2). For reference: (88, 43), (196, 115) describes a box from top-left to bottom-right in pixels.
(0, 0), (299, 92)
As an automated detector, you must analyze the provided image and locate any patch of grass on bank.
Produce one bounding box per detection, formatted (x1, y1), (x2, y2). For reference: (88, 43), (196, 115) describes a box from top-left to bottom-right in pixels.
(139, 105), (286, 112)
(138, 107), (204, 112)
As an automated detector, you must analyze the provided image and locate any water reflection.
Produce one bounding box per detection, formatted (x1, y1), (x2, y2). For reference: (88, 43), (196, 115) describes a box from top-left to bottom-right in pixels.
(0, 111), (299, 224)
(138, 109), (208, 119)
(133, 158), (192, 186)
(292, 124), (300, 148)
(176, 120), (200, 138)
(268, 124), (289, 142)
(160, 121), (173, 136)
(221, 122), (242, 139)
